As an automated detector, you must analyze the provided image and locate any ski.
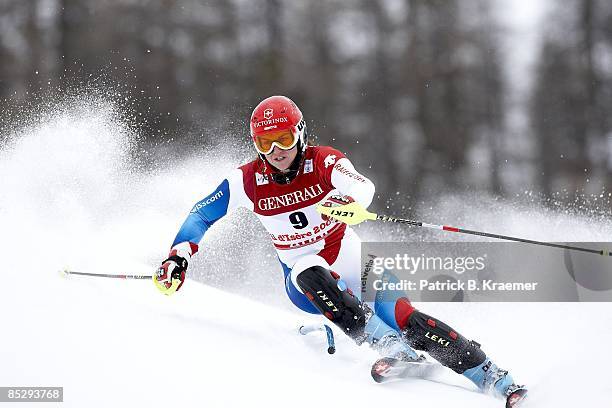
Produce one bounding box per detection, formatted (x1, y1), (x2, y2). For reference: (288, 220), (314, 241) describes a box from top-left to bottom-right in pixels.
(371, 356), (445, 383)
(373, 357), (528, 407)
(505, 387), (528, 408)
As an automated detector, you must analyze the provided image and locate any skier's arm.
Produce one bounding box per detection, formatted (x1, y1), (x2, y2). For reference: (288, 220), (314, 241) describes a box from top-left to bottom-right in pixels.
(154, 169), (250, 295)
(329, 157), (375, 208)
(170, 179), (231, 258)
(171, 168), (248, 258)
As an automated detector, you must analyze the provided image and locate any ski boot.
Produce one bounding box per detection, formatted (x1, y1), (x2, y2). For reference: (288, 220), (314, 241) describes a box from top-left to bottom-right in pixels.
(364, 308), (420, 361)
(463, 359), (528, 407)
(364, 310), (443, 383)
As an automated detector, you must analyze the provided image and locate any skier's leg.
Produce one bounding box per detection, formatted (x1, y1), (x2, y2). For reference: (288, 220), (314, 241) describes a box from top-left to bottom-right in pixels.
(318, 230), (420, 359)
(290, 255), (417, 360)
(280, 258), (322, 314)
(386, 297), (517, 398)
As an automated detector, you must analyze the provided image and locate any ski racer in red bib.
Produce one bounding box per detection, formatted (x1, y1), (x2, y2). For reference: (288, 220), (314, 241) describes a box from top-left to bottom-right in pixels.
(154, 96), (526, 406)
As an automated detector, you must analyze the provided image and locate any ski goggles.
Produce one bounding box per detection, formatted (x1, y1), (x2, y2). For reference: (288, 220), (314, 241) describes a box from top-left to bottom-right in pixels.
(254, 129), (299, 155)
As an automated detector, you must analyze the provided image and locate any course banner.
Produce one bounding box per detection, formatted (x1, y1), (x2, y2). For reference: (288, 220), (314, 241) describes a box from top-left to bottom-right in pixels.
(361, 242), (612, 302)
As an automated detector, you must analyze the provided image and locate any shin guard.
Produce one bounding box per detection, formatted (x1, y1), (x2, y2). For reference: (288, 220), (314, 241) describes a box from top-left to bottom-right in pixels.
(296, 266), (368, 343)
(396, 298), (486, 374)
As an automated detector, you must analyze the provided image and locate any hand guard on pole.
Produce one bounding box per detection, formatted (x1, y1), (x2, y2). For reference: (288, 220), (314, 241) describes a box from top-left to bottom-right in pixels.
(319, 195), (358, 222)
(316, 199), (376, 225)
(153, 255), (187, 296)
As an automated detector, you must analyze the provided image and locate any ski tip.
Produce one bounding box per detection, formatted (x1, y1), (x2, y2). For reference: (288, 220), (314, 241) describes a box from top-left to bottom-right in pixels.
(506, 387), (528, 408)
(371, 371), (385, 383)
(371, 375), (385, 383)
(370, 358), (395, 383)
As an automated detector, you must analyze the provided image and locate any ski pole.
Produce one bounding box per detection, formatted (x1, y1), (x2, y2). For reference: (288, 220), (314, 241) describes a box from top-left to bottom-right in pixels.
(62, 269), (153, 280)
(299, 324), (336, 354)
(317, 202), (611, 256)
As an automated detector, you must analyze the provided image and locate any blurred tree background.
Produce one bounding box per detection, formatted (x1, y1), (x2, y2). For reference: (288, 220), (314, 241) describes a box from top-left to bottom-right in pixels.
(1, 0), (612, 213)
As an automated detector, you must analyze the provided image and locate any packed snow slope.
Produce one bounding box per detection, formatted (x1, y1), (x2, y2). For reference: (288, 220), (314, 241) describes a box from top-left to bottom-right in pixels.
(1, 99), (612, 408)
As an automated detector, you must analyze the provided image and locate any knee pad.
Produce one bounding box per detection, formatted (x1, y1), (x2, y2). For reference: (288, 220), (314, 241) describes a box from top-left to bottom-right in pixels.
(290, 255), (330, 293)
(403, 310), (487, 374)
(296, 266), (367, 342)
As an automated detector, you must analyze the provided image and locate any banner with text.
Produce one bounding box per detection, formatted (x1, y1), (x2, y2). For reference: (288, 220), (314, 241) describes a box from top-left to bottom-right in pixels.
(360, 242), (612, 302)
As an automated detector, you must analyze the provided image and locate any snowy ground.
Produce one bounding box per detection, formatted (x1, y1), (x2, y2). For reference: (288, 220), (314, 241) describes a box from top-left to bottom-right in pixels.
(2, 101), (612, 407)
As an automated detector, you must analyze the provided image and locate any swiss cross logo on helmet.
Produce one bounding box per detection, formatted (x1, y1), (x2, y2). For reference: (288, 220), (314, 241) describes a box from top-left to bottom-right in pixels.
(263, 108), (273, 120)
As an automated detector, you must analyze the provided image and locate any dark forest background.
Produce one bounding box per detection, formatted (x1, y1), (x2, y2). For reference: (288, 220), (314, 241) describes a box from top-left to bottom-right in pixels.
(2, 0), (612, 213)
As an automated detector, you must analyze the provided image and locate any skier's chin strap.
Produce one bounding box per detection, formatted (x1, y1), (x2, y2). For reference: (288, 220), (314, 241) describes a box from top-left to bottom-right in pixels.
(260, 143), (307, 185)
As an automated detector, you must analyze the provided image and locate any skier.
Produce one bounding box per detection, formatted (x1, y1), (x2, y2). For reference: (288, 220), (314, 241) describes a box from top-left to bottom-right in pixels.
(154, 95), (526, 406)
